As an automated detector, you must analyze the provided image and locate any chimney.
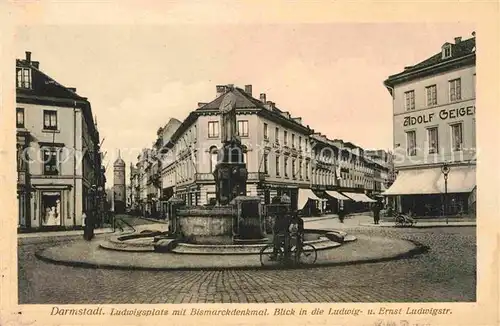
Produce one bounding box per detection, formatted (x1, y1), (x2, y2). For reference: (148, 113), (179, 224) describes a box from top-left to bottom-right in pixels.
(260, 93), (266, 103)
(455, 37), (462, 44)
(216, 85), (226, 98)
(25, 51), (31, 63)
(197, 102), (207, 108)
(265, 101), (275, 111)
(472, 31), (476, 37)
(244, 84), (252, 96)
(68, 87), (77, 92)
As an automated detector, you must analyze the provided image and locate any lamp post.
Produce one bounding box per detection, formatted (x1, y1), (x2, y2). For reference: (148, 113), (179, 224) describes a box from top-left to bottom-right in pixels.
(441, 163), (450, 224)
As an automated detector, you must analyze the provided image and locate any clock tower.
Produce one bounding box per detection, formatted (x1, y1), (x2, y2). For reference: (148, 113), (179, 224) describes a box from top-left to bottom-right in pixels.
(113, 150), (126, 214)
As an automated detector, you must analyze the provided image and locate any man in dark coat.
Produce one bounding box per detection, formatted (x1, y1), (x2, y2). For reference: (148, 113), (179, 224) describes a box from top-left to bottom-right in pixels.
(372, 199), (382, 225)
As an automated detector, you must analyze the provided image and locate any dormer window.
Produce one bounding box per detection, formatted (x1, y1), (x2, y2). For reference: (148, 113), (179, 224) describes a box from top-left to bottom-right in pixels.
(442, 44), (452, 59)
(16, 67), (32, 89)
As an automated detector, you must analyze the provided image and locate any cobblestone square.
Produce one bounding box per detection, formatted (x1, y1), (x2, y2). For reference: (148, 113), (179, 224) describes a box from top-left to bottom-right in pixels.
(18, 225), (476, 304)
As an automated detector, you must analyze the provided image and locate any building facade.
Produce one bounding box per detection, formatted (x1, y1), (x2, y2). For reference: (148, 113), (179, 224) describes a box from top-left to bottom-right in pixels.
(383, 34), (476, 217)
(131, 84), (384, 217)
(16, 51), (105, 230)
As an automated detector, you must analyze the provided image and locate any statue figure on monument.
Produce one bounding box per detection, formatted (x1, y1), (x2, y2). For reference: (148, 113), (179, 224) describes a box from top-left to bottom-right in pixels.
(219, 89), (238, 144)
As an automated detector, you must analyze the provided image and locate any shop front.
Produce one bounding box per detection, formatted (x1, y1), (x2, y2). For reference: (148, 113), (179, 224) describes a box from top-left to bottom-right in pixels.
(383, 164), (476, 217)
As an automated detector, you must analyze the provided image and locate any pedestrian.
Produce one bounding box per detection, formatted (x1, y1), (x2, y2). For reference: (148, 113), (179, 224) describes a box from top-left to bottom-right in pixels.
(83, 210), (95, 241)
(373, 199), (381, 225)
(338, 202), (345, 223)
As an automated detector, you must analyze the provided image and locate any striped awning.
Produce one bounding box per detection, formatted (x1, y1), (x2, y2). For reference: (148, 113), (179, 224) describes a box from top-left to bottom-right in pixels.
(341, 192), (377, 203)
(325, 190), (351, 201)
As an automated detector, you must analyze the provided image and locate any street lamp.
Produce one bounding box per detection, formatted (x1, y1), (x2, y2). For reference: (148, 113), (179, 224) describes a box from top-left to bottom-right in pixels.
(441, 163), (450, 224)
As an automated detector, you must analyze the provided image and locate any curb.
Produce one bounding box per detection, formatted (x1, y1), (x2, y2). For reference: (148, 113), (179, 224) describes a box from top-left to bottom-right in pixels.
(34, 238), (428, 272)
(359, 223), (476, 228)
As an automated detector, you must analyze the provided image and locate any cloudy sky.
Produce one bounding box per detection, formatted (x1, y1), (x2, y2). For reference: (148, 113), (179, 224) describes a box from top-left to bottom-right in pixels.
(15, 21), (474, 183)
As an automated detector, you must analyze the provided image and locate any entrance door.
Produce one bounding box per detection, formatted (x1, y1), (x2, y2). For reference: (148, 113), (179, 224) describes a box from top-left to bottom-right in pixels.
(41, 192), (61, 226)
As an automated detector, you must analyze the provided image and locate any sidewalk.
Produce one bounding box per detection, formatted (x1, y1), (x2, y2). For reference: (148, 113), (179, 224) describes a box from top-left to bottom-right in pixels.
(18, 215), (165, 239)
(18, 227), (114, 239)
(360, 221), (476, 228)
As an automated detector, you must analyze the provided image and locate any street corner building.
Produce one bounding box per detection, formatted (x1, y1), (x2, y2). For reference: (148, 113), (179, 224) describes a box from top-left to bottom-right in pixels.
(129, 84), (391, 218)
(383, 33), (476, 217)
(16, 51), (106, 231)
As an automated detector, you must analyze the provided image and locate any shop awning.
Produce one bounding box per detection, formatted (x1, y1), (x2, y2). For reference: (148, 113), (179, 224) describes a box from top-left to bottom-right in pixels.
(325, 190), (351, 201)
(341, 192), (377, 203)
(383, 165), (476, 195)
(298, 188), (327, 210)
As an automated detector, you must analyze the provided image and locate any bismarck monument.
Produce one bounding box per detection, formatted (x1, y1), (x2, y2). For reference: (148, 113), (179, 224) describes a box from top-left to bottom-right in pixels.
(172, 85), (266, 244)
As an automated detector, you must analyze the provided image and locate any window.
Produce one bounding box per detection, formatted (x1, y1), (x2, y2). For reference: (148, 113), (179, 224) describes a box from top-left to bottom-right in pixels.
(275, 127), (279, 144)
(299, 136), (302, 150)
(473, 74), (476, 98)
(406, 131), (416, 156)
(404, 90), (415, 111)
(238, 120), (249, 137)
(472, 118), (476, 149)
(208, 121), (219, 138)
(426, 85), (437, 106)
(305, 161), (309, 179)
(263, 123), (268, 140)
(284, 157), (289, 177)
(451, 123), (463, 151)
(43, 110), (57, 130)
(16, 108), (25, 128)
(292, 159), (296, 178)
(275, 156), (280, 176)
(442, 44), (452, 59)
(43, 148), (60, 175)
(291, 134), (295, 148)
(427, 127), (439, 154)
(449, 78), (462, 102)
(284, 131), (288, 145)
(16, 67), (31, 89)
(298, 160), (302, 179)
(263, 153), (269, 174)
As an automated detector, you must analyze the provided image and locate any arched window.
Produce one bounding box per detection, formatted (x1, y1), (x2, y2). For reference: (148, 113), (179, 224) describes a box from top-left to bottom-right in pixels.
(209, 146), (218, 173)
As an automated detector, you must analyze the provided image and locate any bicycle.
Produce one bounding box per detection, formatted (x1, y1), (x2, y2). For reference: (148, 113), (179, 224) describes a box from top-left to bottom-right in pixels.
(394, 213), (416, 227)
(260, 232), (317, 267)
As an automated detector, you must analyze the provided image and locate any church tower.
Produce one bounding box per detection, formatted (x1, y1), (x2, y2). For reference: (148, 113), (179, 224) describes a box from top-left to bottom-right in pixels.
(113, 150), (126, 214)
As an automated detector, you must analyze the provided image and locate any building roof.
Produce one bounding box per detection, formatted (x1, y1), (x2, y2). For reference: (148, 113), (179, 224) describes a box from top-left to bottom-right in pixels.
(162, 85), (310, 148)
(385, 35), (475, 87)
(197, 86), (284, 113)
(114, 150), (125, 167)
(16, 57), (87, 101)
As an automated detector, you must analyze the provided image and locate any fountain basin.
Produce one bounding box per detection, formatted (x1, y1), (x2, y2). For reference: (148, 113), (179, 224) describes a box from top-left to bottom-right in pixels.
(177, 205), (235, 244)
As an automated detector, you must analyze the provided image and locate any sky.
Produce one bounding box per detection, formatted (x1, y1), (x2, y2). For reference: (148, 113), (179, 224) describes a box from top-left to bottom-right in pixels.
(14, 22), (474, 184)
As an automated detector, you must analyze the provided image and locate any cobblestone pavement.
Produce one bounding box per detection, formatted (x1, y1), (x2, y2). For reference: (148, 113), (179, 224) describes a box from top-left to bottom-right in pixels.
(18, 226), (476, 304)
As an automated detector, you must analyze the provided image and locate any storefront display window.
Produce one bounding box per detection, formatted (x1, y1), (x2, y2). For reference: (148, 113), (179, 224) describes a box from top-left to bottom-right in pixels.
(41, 192), (61, 226)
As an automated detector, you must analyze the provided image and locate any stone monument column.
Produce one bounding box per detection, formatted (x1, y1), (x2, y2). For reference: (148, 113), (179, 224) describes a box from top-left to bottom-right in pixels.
(213, 87), (248, 205)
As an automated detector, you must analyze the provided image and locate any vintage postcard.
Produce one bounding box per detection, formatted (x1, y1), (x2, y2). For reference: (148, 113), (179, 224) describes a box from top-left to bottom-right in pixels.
(1, 1), (499, 326)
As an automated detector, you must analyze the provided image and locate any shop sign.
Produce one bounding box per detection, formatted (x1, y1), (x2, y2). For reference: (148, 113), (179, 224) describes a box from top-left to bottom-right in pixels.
(403, 106), (475, 127)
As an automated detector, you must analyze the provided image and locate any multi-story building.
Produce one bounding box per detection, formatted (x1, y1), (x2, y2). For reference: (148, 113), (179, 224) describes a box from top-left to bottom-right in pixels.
(156, 85), (315, 211)
(383, 33), (476, 217)
(365, 149), (394, 194)
(16, 51), (105, 230)
(133, 84), (385, 216)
